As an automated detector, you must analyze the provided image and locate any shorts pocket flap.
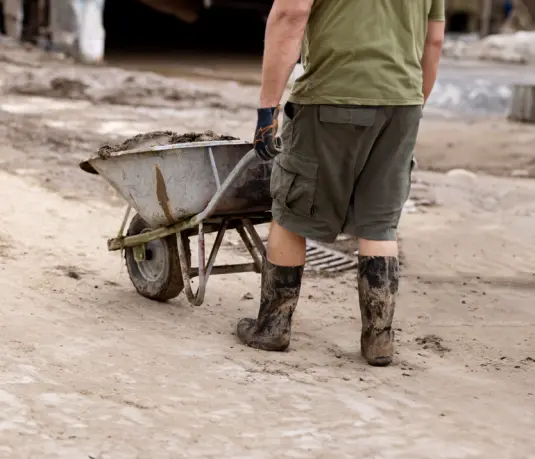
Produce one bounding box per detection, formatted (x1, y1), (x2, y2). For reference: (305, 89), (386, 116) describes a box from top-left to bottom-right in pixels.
(276, 153), (318, 179)
(320, 106), (377, 126)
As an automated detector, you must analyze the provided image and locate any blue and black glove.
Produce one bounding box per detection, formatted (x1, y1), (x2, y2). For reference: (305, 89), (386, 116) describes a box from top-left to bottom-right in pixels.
(254, 105), (282, 161)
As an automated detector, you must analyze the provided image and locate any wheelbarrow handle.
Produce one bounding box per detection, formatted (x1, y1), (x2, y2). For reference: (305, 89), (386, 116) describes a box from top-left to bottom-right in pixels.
(192, 148), (272, 225)
(263, 136), (283, 160)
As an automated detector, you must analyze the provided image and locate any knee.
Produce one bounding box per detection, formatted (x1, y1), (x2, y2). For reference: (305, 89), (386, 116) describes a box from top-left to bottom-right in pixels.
(358, 238), (399, 257)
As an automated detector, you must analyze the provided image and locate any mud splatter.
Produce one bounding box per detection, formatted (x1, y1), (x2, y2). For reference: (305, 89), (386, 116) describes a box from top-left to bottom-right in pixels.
(154, 164), (175, 225)
(416, 335), (451, 355)
(0, 234), (14, 258)
(53, 265), (93, 280)
(48, 77), (90, 99)
(97, 130), (239, 158)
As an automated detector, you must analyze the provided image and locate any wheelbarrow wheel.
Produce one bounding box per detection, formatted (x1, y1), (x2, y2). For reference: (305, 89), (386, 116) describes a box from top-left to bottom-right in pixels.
(125, 214), (184, 302)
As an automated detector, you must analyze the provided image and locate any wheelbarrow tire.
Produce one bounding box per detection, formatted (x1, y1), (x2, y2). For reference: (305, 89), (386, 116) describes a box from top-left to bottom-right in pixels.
(125, 214), (184, 302)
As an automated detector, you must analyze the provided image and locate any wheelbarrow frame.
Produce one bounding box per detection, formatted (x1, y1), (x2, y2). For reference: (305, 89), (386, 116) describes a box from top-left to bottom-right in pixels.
(105, 149), (271, 306)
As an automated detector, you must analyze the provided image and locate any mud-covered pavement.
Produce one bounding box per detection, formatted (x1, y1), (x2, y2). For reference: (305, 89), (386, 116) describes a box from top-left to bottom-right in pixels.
(1, 41), (535, 458)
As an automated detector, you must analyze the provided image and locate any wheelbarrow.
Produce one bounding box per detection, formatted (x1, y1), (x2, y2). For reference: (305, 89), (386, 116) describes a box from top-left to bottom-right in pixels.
(80, 140), (274, 306)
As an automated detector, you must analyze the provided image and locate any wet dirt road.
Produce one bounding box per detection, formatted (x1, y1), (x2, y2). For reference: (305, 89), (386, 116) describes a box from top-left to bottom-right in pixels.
(0, 41), (534, 458)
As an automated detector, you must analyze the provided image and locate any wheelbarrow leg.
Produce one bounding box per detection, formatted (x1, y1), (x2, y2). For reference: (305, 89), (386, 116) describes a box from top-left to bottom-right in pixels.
(178, 220), (229, 306)
(235, 224), (263, 273)
(117, 205), (133, 239)
(243, 218), (267, 257)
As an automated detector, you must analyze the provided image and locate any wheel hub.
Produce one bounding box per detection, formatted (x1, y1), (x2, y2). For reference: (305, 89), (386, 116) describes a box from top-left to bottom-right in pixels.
(135, 230), (168, 282)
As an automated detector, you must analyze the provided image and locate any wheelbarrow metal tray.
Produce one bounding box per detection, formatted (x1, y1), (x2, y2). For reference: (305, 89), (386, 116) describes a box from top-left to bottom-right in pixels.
(82, 140), (273, 228)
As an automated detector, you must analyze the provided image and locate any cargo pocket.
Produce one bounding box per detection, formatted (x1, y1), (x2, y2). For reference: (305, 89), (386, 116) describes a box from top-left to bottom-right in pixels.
(270, 153), (318, 218)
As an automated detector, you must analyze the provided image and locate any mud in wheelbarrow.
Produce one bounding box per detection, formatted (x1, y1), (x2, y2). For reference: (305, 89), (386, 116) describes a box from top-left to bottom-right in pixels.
(80, 140), (273, 306)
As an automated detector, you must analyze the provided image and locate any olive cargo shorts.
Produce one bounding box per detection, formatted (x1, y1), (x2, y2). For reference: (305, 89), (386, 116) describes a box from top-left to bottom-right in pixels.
(270, 102), (422, 243)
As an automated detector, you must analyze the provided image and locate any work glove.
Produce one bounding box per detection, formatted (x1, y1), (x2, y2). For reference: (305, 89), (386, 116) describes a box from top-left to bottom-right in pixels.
(253, 105), (283, 161)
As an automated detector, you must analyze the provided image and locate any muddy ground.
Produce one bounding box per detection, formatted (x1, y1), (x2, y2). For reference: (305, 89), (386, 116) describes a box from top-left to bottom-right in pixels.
(0, 40), (534, 458)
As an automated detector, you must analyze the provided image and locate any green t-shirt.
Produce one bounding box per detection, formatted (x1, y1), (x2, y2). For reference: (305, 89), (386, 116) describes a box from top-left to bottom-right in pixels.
(289, 0), (445, 106)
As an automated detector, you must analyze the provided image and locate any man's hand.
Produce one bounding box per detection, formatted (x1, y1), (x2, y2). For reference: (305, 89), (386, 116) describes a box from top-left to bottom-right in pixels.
(254, 105), (282, 161)
(253, 0), (313, 161)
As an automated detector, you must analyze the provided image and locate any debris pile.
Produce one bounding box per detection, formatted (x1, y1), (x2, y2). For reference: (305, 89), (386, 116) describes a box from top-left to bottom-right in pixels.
(443, 31), (535, 64)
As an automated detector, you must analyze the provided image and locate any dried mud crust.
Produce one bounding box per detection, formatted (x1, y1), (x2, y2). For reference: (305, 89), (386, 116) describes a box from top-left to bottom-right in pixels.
(3, 66), (250, 111)
(416, 335), (451, 355)
(97, 130), (239, 158)
(0, 39), (257, 112)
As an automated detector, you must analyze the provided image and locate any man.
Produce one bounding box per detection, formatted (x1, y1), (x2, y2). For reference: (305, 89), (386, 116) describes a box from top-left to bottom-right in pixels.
(504, 0), (513, 19)
(1, 0), (47, 45)
(2, 0), (24, 39)
(238, 0), (445, 367)
(46, 0), (106, 62)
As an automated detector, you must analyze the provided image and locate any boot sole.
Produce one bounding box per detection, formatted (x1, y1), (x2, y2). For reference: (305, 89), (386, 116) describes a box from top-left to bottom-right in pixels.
(367, 356), (393, 367)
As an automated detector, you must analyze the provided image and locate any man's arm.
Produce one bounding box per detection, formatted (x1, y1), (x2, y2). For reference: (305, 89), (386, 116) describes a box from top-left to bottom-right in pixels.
(421, 20), (445, 104)
(259, 0), (314, 107)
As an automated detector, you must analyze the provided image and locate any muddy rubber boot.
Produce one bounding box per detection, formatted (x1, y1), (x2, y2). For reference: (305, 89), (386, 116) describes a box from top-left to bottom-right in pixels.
(237, 259), (304, 352)
(358, 256), (399, 367)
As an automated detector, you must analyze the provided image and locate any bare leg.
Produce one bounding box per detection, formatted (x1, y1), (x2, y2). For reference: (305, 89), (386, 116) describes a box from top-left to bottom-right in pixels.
(357, 237), (400, 367)
(358, 238), (398, 257)
(267, 221), (307, 267)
